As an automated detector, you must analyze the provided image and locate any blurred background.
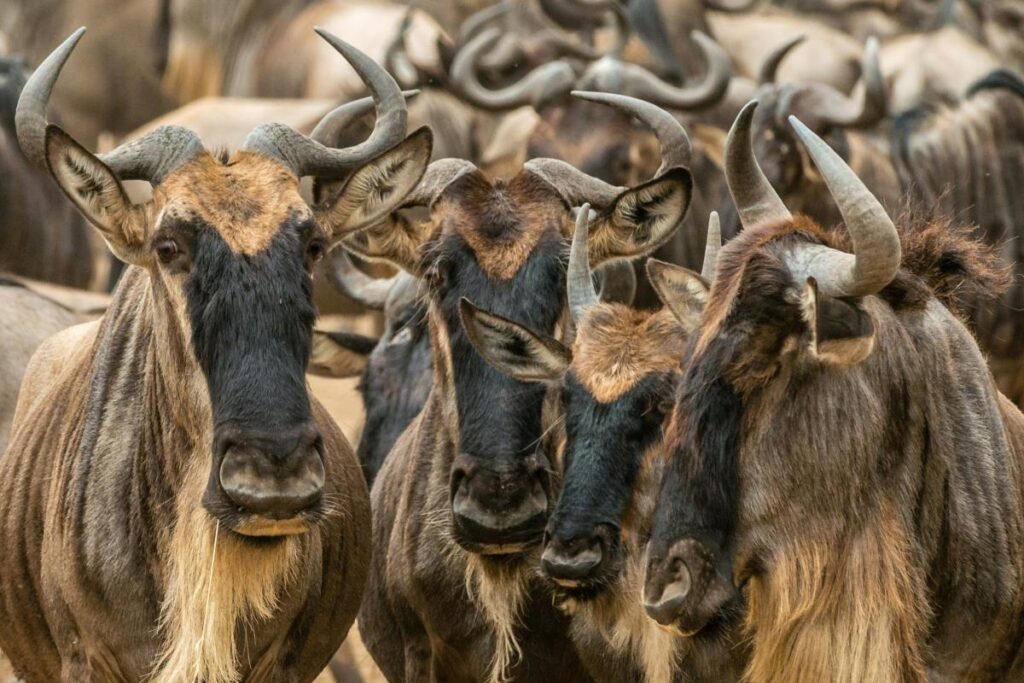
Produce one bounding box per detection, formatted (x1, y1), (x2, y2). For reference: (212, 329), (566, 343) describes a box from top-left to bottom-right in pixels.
(1, 0), (1022, 679)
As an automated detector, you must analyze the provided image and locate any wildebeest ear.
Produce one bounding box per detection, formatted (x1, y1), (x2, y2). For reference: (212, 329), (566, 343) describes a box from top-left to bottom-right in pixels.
(800, 278), (875, 366)
(45, 125), (150, 266)
(459, 298), (571, 383)
(308, 330), (378, 378)
(589, 168), (693, 266)
(646, 258), (708, 331)
(317, 126), (433, 243)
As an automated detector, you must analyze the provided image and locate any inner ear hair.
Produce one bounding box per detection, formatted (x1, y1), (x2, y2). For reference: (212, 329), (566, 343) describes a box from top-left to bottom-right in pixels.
(45, 125), (150, 265)
(317, 127), (433, 244)
(646, 259), (709, 331)
(340, 210), (427, 275)
(459, 298), (571, 383)
(800, 278), (875, 366)
(590, 167), (693, 266)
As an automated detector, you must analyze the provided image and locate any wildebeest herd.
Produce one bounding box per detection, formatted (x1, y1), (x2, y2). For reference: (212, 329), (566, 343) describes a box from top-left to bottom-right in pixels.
(1, 0), (1023, 681)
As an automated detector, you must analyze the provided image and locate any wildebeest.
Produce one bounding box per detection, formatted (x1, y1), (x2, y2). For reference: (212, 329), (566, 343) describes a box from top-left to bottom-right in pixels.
(891, 69), (1024, 405)
(0, 27), (431, 682)
(0, 56), (94, 287)
(643, 100), (1024, 680)
(463, 211), (748, 682)
(355, 92), (694, 682)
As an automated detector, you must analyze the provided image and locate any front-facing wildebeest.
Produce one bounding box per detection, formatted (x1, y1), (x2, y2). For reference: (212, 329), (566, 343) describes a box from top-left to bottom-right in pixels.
(0, 27), (433, 683)
(643, 100), (1024, 681)
(353, 92), (694, 682)
(463, 212), (749, 682)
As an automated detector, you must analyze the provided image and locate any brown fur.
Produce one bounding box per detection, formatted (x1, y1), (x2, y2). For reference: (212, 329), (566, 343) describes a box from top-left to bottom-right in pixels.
(572, 305), (685, 403)
(157, 151), (307, 255)
(659, 212), (1024, 681)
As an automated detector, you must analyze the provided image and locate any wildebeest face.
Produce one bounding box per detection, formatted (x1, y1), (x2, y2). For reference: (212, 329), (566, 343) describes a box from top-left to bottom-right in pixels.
(43, 126), (432, 538)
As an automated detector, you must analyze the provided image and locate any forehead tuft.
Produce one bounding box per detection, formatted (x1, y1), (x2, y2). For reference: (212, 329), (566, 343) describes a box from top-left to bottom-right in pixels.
(571, 305), (686, 403)
(435, 170), (569, 280)
(156, 151), (310, 254)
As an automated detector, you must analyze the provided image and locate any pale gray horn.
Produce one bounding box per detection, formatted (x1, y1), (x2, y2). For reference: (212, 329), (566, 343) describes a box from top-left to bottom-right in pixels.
(17, 28), (202, 183)
(579, 32), (731, 111)
(310, 90), (420, 146)
(568, 204), (599, 322)
(571, 90), (691, 171)
(758, 34), (804, 85)
(449, 27), (576, 111)
(701, 211), (721, 280)
(243, 28), (408, 178)
(783, 36), (886, 129)
(787, 115), (900, 297)
(326, 251), (401, 310)
(524, 92), (692, 209)
(725, 100), (792, 228)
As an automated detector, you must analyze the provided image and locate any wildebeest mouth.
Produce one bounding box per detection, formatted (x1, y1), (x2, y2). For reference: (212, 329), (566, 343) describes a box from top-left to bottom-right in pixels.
(643, 538), (737, 636)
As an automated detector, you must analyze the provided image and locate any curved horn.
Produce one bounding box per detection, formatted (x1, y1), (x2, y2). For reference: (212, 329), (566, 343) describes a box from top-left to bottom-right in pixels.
(787, 115), (899, 297)
(579, 31), (731, 111)
(525, 92), (691, 208)
(758, 34), (804, 85)
(568, 204), (599, 322)
(310, 90), (419, 146)
(243, 28), (408, 178)
(458, 1), (512, 44)
(725, 100), (792, 227)
(701, 211), (721, 280)
(449, 27), (575, 111)
(17, 28), (202, 183)
(326, 250), (401, 310)
(784, 36), (886, 129)
(538, 0), (631, 55)
(571, 90), (691, 171)
(384, 8), (420, 88)
(406, 158), (479, 207)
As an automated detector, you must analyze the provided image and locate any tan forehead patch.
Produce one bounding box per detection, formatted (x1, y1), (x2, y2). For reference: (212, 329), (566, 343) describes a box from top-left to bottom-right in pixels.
(157, 151), (309, 254)
(571, 305), (686, 403)
(437, 172), (569, 280)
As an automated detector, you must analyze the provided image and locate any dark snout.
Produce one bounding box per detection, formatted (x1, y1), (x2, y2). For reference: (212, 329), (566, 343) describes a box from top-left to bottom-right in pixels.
(450, 452), (550, 554)
(214, 421), (325, 532)
(540, 522), (617, 590)
(643, 539), (735, 635)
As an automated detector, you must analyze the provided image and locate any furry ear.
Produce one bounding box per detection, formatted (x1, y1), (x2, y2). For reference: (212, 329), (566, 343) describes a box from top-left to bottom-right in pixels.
(308, 330), (378, 378)
(45, 125), (150, 265)
(800, 278), (875, 366)
(317, 127), (432, 243)
(646, 258), (708, 331)
(459, 298), (571, 382)
(589, 168), (692, 266)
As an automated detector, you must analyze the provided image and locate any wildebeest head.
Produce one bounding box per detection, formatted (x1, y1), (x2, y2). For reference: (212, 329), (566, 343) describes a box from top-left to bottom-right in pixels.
(16, 28), (432, 537)
(345, 92), (693, 554)
(643, 99), (903, 635)
(748, 35), (886, 204)
(463, 210), (717, 596)
(309, 251), (431, 486)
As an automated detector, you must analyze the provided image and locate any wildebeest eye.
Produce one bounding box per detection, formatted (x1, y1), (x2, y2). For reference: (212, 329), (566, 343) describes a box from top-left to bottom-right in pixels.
(154, 238), (180, 265)
(307, 238), (327, 264)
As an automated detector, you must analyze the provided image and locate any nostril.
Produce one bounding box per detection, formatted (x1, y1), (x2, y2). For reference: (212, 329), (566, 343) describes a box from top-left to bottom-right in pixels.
(219, 445), (325, 518)
(541, 538), (603, 582)
(643, 554), (693, 626)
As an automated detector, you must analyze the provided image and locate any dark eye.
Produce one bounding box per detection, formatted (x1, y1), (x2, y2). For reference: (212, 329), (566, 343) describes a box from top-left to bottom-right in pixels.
(307, 238), (327, 264)
(154, 238), (179, 265)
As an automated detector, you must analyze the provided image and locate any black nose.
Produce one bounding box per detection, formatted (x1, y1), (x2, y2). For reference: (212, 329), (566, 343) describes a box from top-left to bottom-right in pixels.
(541, 535), (603, 585)
(643, 538), (734, 634)
(216, 421), (325, 519)
(450, 452), (549, 552)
